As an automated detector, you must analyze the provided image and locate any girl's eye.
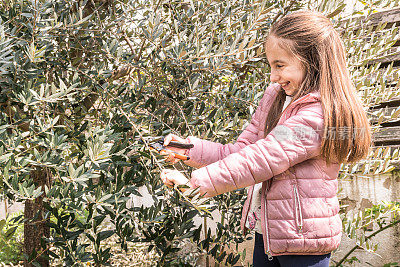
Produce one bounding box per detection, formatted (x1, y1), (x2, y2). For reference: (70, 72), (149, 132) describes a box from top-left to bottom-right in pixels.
(276, 64), (283, 68)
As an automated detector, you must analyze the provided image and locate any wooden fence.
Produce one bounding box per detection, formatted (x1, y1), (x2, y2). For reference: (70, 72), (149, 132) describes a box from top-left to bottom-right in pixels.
(333, 7), (400, 266)
(368, 8), (400, 148)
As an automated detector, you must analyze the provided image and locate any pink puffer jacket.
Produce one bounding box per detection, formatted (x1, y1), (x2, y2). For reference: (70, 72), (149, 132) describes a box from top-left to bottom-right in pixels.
(184, 83), (342, 256)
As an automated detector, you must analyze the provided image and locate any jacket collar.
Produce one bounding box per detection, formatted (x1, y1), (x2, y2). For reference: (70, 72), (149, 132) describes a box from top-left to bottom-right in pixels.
(271, 83), (321, 106)
(270, 83), (321, 123)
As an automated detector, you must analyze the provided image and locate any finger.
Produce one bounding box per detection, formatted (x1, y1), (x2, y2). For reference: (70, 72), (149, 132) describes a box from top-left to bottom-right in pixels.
(160, 169), (168, 177)
(174, 135), (187, 143)
(160, 151), (175, 162)
(170, 134), (187, 144)
(164, 179), (174, 187)
(169, 153), (176, 162)
(164, 134), (187, 146)
(166, 180), (174, 188)
(163, 176), (174, 187)
(161, 170), (177, 186)
(171, 158), (180, 164)
(160, 172), (166, 182)
(160, 150), (170, 156)
(160, 173), (171, 186)
(163, 153), (174, 163)
(163, 134), (172, 146)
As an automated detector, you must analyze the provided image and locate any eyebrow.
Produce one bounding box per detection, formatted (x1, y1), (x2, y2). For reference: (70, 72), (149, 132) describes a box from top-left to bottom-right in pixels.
(271, 60), (285, 64)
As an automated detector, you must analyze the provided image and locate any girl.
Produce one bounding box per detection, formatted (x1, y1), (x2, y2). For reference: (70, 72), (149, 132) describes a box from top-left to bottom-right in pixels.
(160, 10), (371, 267)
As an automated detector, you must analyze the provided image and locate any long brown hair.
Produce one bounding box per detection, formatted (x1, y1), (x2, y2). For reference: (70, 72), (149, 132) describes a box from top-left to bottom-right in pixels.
(264, 10), (371, 164)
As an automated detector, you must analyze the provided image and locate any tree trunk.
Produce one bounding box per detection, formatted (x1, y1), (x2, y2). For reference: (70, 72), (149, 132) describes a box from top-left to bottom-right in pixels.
(24, 167), (51, 267)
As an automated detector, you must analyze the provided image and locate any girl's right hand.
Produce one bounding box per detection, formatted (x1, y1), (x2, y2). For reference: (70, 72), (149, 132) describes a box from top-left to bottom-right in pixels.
(162, 134), (189, 164)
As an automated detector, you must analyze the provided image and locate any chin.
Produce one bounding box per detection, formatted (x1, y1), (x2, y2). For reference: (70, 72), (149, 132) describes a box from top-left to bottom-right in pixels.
(284, 90), (293, 96)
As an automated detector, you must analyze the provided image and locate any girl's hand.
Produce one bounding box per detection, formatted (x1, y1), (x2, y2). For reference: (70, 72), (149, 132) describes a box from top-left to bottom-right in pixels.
(160, 169), (190, 190)
(162, 134), (189, 164)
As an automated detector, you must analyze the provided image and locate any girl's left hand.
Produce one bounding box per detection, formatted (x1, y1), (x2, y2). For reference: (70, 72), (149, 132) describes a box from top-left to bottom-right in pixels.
(160, 169), (190, 189)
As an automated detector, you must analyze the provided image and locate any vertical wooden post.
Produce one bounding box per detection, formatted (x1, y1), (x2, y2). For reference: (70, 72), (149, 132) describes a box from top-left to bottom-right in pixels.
(204, 217), (209, 267)
(24, 167), (51, 267)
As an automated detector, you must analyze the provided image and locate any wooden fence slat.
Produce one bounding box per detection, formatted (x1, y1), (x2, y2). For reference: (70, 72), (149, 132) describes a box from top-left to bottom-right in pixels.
(368, 51), (400, 65)
(368, 106), (400, 124)
(369, 97), (400, 109)
(361, 8), (400, 26)
(373, 125), (400, 145)
(341, 7), (400, 27)
(362, 66), (400, 85)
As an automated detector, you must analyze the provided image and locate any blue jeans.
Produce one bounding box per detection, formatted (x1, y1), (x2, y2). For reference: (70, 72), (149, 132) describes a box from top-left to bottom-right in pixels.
(253, 232), (331, 267)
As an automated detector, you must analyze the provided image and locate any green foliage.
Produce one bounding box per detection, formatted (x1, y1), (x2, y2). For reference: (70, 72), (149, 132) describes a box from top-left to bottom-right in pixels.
(334, 201), (400, 266)
(0, 211), (24, 264)
(0, 0), (399, 266)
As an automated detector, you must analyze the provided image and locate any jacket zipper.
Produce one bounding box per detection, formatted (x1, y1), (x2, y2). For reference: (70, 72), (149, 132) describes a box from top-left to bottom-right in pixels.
(288, 167), (303, 234)
(263, 181), (273, 260)
(293, 184), (303, 233)
(264, 198), (273, 260)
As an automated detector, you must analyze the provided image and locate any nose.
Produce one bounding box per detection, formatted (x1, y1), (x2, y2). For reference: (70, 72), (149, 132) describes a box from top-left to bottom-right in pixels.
(270, 69), (279, 83)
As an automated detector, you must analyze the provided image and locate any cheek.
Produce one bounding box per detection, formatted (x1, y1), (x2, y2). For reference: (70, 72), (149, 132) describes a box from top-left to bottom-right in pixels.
(293, 68), (306, 85)
(298, 72), (306, 84)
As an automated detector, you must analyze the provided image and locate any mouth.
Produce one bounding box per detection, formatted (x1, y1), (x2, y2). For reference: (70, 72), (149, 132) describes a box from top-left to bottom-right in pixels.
(280, 82), (290, 89)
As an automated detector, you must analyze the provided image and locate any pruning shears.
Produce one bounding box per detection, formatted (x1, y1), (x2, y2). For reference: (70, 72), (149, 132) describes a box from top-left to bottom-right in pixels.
(142, 136), (194, 161)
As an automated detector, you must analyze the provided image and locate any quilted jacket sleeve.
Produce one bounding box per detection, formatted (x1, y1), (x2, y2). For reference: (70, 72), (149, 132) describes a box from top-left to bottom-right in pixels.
(184, 84), (279, 169)
(189, 101), (324, 197)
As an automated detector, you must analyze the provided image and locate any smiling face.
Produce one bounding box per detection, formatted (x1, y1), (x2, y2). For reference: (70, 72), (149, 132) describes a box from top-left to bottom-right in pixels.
(265, 35), (306, 96)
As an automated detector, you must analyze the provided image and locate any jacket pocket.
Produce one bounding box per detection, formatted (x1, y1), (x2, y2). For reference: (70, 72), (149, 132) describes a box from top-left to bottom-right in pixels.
(293, 183), (304, 234)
